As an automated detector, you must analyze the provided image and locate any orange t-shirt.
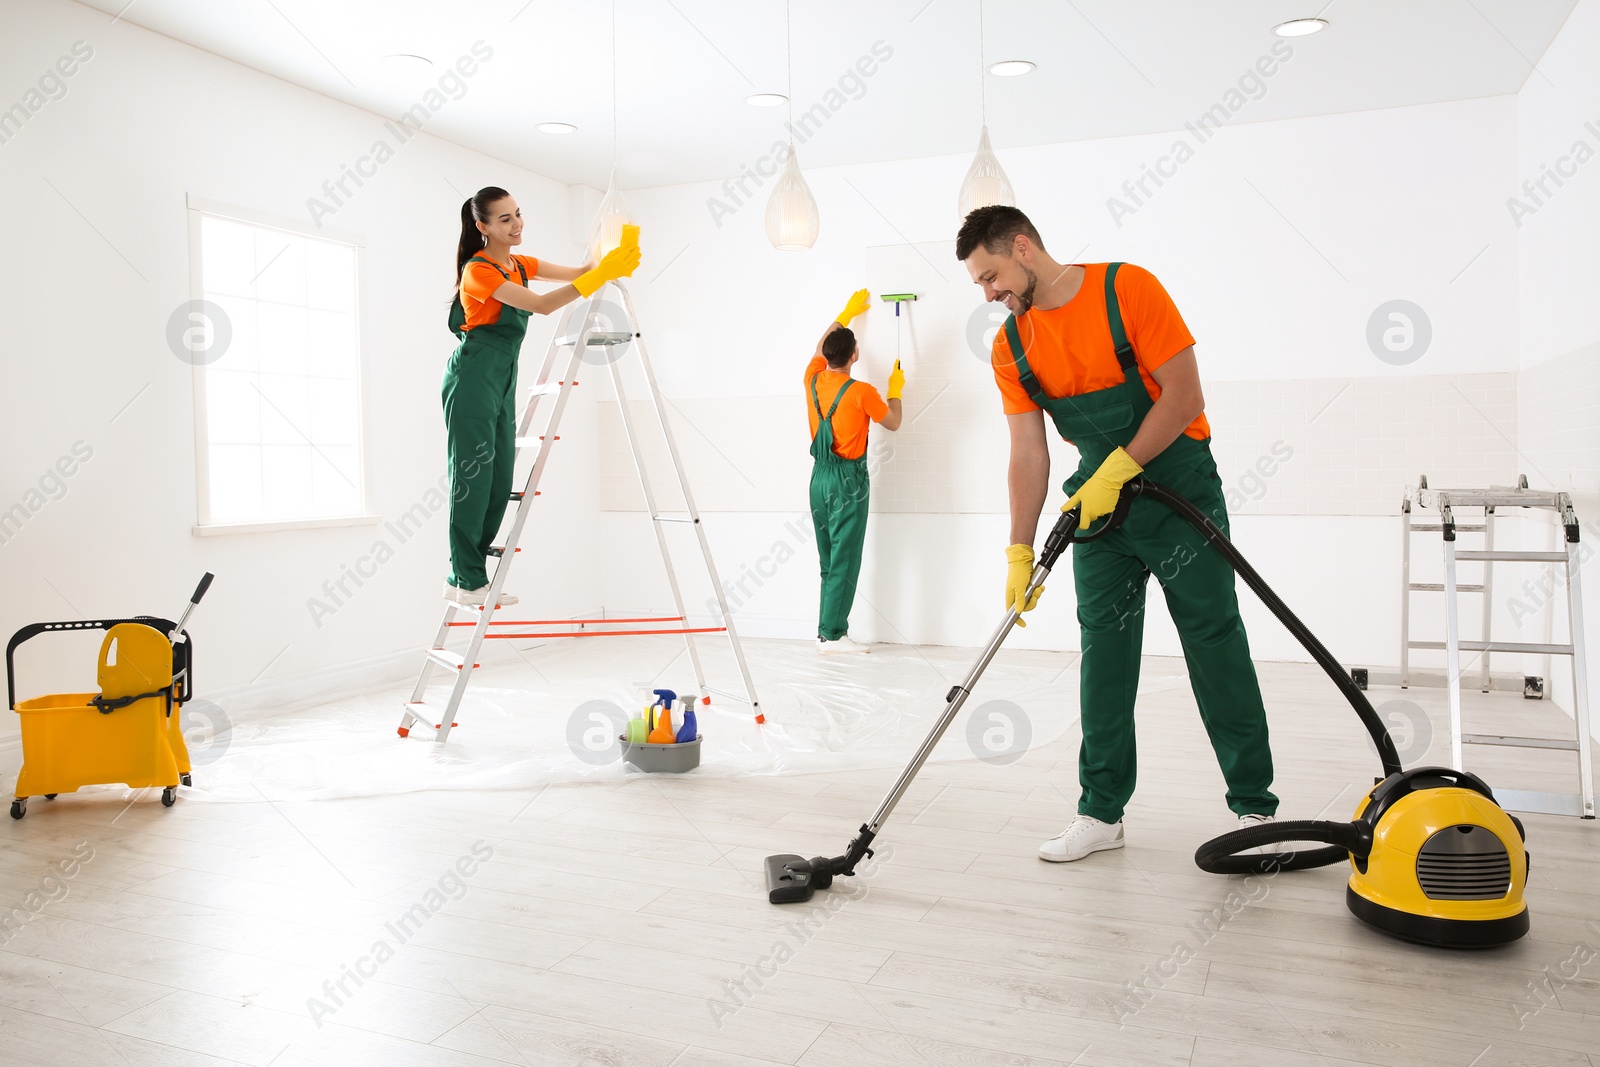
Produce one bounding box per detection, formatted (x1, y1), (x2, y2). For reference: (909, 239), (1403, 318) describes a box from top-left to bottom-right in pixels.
(990, 262), (1209, 441)
(460, 254), (540, 331)
(803, 356), (889, 460)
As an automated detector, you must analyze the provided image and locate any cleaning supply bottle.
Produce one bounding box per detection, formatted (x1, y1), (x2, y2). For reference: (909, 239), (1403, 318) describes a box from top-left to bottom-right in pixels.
(626, 713), (648, 744)
(675, 706), (698, 744)
(647, 707), (676, 744)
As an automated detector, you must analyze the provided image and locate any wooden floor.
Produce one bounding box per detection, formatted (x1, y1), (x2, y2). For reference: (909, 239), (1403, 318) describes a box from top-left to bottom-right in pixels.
(1, 647), (1597, 1067)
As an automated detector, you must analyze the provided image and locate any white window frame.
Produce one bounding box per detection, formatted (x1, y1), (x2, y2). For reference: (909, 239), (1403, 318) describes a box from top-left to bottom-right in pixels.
(185, 194), (379, 535)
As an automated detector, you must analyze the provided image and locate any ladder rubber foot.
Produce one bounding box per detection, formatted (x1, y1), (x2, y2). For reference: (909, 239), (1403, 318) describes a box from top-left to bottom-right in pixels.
(755, 713), (765, 724)
(397, 727), (409, 738)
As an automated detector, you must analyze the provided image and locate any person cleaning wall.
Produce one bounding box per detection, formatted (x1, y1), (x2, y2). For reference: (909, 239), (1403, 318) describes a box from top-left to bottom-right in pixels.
(445, 185), (640, 608)
(803, 290), (904, 654)
(956, 205), (1278, 861)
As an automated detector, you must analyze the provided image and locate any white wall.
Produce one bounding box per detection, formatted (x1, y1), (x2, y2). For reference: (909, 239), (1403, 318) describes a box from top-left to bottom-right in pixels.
(1513, 0), (1600, 735)
(0, 0), (600, 742)
(602, 93), (1527, 678)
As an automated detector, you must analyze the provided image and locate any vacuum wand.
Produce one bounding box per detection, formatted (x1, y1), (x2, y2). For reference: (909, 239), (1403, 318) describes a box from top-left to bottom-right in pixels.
(765, 503), (1095, 903)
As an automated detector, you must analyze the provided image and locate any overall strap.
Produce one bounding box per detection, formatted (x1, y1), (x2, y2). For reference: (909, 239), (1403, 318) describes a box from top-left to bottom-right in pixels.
(810, 372), (855, 421)
(1103, 262), (1136, 372)
(469, 254), (527, 287)
(1003, 315), (1050, 406)
(825, 377), (855, 420)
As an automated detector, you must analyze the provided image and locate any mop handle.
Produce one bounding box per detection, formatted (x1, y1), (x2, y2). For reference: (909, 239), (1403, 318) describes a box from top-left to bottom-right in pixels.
(168, 572), (214, 645)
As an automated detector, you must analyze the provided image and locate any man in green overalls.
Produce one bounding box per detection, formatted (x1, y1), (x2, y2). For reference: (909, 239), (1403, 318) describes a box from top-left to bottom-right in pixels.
(804, 290), (904, 654)
(957, 206), (1278, 861)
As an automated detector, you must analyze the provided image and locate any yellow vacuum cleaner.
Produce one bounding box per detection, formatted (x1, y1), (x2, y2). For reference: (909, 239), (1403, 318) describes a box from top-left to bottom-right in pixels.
(1125, 480), (1531, 948)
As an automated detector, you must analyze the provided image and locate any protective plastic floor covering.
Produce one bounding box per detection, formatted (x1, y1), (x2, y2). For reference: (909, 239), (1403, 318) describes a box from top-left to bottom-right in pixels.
(156, 636), (1130, 802)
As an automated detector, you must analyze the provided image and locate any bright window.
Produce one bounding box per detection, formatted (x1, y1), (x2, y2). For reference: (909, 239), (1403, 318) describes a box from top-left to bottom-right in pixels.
(191, 209), (365, 527)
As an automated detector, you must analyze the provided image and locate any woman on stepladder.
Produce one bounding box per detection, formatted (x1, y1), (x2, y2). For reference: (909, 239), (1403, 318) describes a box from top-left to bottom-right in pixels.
(445, 185), (640, 608)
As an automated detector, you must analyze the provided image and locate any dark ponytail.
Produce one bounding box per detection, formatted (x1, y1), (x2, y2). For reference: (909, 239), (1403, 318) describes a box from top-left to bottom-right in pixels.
(455, 186), (512, 288)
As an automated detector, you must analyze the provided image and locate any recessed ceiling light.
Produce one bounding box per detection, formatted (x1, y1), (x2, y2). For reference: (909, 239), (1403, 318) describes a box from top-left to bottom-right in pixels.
(1274, 17), (1327, 37)
(536, 122), (578, 134)
(987, 59), (1036, 77)
(381, 53), (433, 70)
(746, 93), (788, 107)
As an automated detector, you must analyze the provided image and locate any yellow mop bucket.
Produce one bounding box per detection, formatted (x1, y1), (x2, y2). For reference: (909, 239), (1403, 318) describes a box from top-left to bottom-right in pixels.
(7, 574), (212, 819)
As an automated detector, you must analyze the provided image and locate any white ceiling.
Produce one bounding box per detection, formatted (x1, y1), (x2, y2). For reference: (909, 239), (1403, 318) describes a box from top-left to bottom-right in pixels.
(75, 0), (1578, 189)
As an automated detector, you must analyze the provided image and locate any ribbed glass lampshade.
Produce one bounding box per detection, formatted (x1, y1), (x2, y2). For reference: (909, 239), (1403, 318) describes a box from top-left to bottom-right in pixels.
(765, 148), (819, 251)
(588, 169), (636, 262)
(958, 126), (1015, 218)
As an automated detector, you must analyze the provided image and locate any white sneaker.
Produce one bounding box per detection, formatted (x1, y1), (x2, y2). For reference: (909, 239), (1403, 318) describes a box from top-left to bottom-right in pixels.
(1039, 814), (1125, 862)
(1236, 812), (1279, 855)
(448, 584), (519, 607)
(817, 634), (870, 655)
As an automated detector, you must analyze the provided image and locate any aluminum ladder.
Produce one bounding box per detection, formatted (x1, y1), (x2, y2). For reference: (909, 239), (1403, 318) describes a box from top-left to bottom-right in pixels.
(1399, 477), (1593, 818)
(1355, 475), (1545, 698)
(398, 281), (762, 742)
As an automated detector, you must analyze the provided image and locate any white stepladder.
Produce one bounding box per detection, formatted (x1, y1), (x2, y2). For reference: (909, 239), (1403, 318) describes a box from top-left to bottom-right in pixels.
(398, 280), (763, 742)
(1389, 477), (1592, 819)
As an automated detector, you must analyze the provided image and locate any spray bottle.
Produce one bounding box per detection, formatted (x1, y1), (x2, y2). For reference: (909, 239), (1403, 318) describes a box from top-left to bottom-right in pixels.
(676, 692), (699, 744)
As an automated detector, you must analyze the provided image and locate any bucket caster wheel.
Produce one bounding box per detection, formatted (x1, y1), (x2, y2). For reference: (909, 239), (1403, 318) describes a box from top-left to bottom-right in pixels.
(180, 774), (192, 787)
(44, 794), (57, 800)
(9, 798), (25, 820)
(161, 787), (177, 808)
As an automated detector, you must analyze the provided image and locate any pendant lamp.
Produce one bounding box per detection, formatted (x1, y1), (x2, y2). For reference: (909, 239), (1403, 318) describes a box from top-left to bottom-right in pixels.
(958, 126), (1014, 217)
(959, 0), (1015, 219)
(766, 0), (819, 250)
(588, 0), (637, 261)
(589, 169), (635, 261)
(766, 150), (819, 250)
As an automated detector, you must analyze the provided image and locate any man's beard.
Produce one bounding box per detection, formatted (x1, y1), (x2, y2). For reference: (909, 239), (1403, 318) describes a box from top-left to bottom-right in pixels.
(1013, 266), (1038, 314)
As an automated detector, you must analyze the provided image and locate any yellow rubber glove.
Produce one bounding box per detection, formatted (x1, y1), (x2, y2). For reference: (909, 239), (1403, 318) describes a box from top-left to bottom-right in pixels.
(1005, 543), (1043, 626)
(574, 232), (642, 298)
(1062, 446), (1143, 530)
(835, 288), (871, 326)
(886, 360), (905, 401)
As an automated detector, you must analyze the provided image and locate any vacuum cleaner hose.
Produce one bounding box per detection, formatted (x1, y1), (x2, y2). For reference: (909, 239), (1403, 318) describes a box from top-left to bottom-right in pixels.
(1131, 480), (1403, 779)
(1194, 819), (1366, 874)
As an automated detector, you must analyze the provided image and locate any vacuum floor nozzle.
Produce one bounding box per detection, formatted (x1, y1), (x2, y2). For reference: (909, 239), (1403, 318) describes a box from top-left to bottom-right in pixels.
(764, 854), (835, 903)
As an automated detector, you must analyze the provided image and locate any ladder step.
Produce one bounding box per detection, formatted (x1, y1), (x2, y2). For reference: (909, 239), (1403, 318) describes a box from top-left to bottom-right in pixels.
(485, 546), (523, 558)
(1409, 639), (1574, 655)
(399, 702), (457, 738)
(509, 491), (541, 501)
(557, 330), (632, 347)
(1453, 550), (1568, 562)
(654, 515), (698, 524)
(1409, 583), (1484, 592)
(526, 381), (576, 396)
(1463, 733), (1580, 752)
(1412, 523), (1486, 532)
(425, 648), (477, 671)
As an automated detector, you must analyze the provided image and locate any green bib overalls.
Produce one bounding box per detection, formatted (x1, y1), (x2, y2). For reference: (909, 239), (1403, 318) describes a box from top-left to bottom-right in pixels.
(442, 255), (530, 591)
(808, 373), (871, 642)
(1005, 263), (1277, 822)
